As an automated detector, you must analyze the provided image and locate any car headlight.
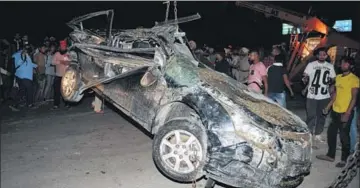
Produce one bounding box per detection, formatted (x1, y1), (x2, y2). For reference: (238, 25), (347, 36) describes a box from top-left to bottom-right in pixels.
(219, 98), (282, 167)
(220, 99), (275, 145)
(202, 86), (277, 150)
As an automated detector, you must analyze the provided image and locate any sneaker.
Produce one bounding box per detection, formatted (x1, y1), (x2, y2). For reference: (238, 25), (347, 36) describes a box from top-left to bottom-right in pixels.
(335, 161), (346, 168)
(65, 105), (71, 109)
(314, 135), (325, 143)
(9, 105), (20, 112)
(316, 154), (335, 162)
(51, 106), (59, 110)
(28, 104), (38, 109)
(336, 142), (342, 150)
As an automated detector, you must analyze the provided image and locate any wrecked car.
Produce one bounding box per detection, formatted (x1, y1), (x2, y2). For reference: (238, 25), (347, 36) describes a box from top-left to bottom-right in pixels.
(62, 10), (312, 188)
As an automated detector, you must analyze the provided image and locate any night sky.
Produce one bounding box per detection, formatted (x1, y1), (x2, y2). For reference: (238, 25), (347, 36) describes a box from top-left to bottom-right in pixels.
(1, 1), (359, 50)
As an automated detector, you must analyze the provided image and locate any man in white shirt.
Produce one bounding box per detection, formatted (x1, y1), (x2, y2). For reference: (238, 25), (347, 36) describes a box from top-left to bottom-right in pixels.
(303, 47), (336, 145)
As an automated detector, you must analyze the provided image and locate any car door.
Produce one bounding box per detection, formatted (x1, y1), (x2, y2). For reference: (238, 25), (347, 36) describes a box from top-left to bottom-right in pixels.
(125, 41), (167, 128)
(103, 68), (166, 131)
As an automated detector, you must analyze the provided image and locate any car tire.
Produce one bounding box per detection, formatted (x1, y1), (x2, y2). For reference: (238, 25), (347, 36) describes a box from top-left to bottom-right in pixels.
(61, 65), (84, 102)
(152, 117), (207, 183)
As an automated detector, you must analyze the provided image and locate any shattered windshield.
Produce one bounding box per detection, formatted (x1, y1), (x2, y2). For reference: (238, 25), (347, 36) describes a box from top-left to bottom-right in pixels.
(164, 54), (200, 87)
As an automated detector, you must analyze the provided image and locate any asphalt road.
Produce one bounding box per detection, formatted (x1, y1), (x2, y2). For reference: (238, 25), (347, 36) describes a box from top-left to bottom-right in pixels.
(1, 97), (359, 188)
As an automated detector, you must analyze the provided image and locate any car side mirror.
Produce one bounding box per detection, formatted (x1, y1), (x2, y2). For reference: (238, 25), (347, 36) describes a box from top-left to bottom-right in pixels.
(140, 67), (160, 87)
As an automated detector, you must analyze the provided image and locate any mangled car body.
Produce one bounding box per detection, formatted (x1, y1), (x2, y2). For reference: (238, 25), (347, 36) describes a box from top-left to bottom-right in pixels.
(63, 10), (312, 188)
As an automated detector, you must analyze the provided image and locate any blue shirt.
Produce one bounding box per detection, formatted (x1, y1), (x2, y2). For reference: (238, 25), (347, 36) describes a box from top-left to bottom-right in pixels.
(12, 51), (37, 80)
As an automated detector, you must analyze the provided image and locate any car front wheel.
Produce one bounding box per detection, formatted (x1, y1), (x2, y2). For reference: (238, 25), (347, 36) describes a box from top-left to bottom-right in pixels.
(61, 65), (84, 102)
(152, 119), (207, 183)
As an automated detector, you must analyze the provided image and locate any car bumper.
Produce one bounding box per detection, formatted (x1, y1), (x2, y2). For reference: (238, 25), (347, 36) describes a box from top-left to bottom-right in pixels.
(204, 143), (311, 188)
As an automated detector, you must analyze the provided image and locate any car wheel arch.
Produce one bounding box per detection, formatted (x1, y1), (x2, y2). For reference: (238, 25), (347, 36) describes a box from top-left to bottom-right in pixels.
(151, 100), (223, 147)
(152, 102), (203, 134)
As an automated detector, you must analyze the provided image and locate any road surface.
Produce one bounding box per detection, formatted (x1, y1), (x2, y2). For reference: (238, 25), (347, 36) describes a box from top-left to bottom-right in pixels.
(1, 96), (359, 188)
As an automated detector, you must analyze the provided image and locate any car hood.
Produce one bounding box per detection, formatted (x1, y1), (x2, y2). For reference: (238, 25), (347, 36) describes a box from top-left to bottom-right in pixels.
(197, 68), (308, 132)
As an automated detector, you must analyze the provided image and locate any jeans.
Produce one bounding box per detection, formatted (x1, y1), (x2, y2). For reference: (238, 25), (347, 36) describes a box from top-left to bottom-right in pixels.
(54, 76), (69, 107)
(306, 98), (330, 135)
(15, 77), (26, 102)
(268, 92), (286, 108)
(14, 78), (34, 106)
(327, 110), (353, 161)
(350, 107), (358, 153)
(35, 74), (46, 102)
(44, 74), (55, 100)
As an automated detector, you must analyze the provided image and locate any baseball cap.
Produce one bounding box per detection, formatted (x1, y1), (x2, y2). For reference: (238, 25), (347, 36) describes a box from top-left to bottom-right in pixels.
(240, 47), (249, 54)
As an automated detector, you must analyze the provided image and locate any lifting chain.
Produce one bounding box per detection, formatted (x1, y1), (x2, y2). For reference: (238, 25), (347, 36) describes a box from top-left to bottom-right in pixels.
(328, 142), (360, 188)
(163, 1), (178, 24)
(164, 1), (170, 22)
(174, 1), (178, 23)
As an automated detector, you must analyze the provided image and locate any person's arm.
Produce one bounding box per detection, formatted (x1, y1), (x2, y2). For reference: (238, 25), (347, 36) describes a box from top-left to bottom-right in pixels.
(346, 88), (358, 114)
(303, 63), (313, 82)
(32, 62), (38, 68)
(342, 79), (360, 122)
(27, 56), (37, 69)
(60, 55), (71, 65)
(323, 77), (338, 114)
(262, 75), (268, 96)
(324, 89), (336, 114)
(259, 64), (268, 95)
(60, 60), (70, 65)
(33, 54), (40, 72)
(52, 53), (58, 65)
(283, 74), (294, 96)
(228, 58), (236, 67)
(232, 57), (241, 68)
(0, 67), (11, 76)
(328, 66), (337, 85)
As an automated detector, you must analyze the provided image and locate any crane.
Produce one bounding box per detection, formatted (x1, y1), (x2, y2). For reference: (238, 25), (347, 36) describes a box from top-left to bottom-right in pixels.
(234, 1), (350, 80)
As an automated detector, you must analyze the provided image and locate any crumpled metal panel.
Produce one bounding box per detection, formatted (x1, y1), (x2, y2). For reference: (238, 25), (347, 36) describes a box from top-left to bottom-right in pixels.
(198, 68), (308, 131)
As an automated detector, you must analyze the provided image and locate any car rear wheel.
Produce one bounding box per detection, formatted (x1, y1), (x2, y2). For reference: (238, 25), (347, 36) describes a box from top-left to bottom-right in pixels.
(61, 65), (84, 102)
(152, 119), (207, 183)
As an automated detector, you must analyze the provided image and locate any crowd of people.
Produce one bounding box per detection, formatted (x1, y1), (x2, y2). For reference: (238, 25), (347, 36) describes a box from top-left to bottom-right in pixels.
(189, 40), (359, 168)
(189, 40), (294, 107)
(0, 34), (71, 111)
(1, 34), (359, 169)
